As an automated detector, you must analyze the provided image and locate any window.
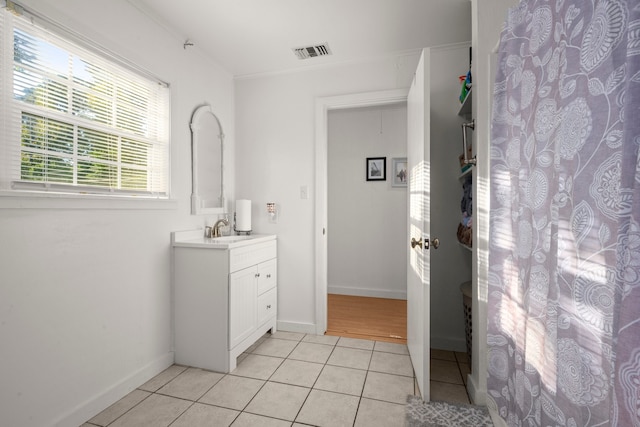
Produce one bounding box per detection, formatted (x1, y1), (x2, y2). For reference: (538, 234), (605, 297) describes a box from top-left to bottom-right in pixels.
(0, 3), (170, 198)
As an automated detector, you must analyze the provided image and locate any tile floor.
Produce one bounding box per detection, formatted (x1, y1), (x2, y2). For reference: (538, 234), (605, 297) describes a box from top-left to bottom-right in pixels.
(81, 332), (470, 427)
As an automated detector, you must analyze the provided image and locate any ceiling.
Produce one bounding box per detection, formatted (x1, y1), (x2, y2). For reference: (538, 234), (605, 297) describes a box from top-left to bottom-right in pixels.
(130, 0), (471, 78)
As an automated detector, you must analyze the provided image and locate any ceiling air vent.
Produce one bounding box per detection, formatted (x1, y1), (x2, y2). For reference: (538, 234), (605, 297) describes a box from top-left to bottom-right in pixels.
(292, 43), (332, 60)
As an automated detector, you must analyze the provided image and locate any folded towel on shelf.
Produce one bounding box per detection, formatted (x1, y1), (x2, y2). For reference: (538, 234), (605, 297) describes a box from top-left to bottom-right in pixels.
(457, 222), (472, 248)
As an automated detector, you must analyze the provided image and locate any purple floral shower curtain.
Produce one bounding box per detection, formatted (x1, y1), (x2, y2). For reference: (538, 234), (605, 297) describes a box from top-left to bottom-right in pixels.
(488, 1), (640, 426)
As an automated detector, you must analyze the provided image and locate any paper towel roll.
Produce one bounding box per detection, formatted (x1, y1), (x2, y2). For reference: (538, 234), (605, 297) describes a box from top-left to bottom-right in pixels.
(235, 199), (252, 231)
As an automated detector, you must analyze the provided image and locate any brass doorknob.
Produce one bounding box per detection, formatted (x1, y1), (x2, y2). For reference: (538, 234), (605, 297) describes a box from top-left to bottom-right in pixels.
(432, 238), (440, 249)
(411, 237), (422, 249)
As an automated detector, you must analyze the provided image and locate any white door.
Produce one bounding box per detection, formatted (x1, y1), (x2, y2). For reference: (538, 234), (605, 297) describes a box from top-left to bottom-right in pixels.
(407, 49), (432, 400)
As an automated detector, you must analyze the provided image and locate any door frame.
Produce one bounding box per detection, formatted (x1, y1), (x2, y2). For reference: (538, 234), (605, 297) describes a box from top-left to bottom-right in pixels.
(314, 89), (409, 334)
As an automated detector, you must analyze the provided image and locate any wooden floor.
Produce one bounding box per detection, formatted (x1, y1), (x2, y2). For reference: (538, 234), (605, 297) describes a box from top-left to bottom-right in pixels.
(326, 294), (407, 344)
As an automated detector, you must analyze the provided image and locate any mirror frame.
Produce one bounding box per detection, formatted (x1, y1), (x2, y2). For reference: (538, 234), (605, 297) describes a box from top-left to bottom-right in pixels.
(190, 103), (225, 215)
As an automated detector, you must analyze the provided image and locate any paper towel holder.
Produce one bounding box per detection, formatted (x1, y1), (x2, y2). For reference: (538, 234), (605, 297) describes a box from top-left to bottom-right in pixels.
(233, 212), (252, 235)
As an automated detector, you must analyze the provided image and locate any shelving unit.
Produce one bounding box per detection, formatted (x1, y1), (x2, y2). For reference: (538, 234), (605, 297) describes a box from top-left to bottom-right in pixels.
(459, 242), (472, 252)
(458, 164), (474, 181)
(457, 86), (473, 251)
(458, 88), (472, 118)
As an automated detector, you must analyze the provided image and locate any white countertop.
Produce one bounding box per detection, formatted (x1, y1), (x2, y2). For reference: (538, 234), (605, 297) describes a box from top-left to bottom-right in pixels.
(171, 229), (276, 249)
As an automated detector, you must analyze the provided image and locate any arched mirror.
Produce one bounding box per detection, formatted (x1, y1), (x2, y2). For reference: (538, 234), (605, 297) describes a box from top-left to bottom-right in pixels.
(190, 103), (225, 215)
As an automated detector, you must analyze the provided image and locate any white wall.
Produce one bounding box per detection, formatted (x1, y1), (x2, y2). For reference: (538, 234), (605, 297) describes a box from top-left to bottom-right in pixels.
(0, 1), (235, 426)
(327, 104), (407, 299)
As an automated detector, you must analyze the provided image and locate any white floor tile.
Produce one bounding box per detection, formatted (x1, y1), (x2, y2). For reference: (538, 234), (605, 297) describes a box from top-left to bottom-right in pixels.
(369, 351), (414, 377)
(296, 389), (359, 427)
(231, 412), (292, 427)
(244, 382), (310, 421)
(362, 371), (414, 405)
(430, 359), (464, 385)
(88, 389), (150, 426)
(138, 365), (188, 392)
(252, 338), (298, 358)
(270, 359), (324, 388)
(171, 403), (239, 427)
(107, 394), (191, 427)
(431, 348), (457, 361)
(373, 341), (409, 355)
(269, 331), (305, 341)
(313, 365), (366, 396)
(302, 334), (340, 345)
(287, 342), (334, 364)
(336, 337), (375, 350)
(354, 397), (406, 427)
(231, 354), (284, 380)
(327, 346), (372, 370)
(156, 367), (224, 401)
(199, 375), (265, 411)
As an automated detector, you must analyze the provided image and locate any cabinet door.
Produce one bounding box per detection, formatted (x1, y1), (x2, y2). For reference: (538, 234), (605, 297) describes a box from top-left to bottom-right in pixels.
(257, 258), (277, 295)
(229, 267), (257, 349)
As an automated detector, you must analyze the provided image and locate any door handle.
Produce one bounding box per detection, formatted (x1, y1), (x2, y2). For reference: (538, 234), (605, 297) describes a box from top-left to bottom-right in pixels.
(411, 237), (422, 249)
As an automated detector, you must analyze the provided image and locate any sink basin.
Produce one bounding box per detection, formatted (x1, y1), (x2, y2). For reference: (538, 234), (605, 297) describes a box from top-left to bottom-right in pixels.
(208, 235), (254, 244)
(171, 231), (276, 249)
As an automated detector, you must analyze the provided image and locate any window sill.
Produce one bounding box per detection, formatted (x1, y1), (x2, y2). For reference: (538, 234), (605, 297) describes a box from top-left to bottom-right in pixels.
(0, 191), (178, 210)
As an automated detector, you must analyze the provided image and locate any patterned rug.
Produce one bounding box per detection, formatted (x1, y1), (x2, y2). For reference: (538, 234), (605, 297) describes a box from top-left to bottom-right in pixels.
(405, 395), (494, 427)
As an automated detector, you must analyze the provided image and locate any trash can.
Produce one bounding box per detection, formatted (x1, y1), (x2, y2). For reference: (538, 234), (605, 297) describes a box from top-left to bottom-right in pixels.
(460, 280), (472, 367)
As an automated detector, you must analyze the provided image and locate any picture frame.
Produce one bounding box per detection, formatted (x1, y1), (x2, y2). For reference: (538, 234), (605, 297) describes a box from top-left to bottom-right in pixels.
(392, 157), (408, 187)
(366, 157), (386, 181)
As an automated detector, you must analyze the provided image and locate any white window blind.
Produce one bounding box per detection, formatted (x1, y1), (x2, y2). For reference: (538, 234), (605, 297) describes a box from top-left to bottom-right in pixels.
(0, 3), (170, 198)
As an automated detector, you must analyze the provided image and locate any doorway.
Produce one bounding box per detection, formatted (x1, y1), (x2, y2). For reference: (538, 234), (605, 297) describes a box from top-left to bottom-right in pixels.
(314, 89), (409, 336)
(325, 103), (408, 342)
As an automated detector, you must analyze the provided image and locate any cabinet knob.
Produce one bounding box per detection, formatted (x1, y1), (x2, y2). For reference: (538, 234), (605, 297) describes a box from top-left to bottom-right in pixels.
(266, 274), (271, 278)
(267, 304), (271, 309)
(255, 273), (260, 278)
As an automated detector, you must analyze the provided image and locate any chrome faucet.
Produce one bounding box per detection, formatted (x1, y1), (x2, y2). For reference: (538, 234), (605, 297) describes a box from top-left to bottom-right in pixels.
(212, 218), (229, 237)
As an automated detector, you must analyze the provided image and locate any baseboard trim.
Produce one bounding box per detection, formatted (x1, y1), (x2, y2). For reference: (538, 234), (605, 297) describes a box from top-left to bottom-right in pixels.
(53, 352), (174, 427)
(466, 370), (486, 406)
(328, 286), (406, 300)
(277, 320), (317, 335)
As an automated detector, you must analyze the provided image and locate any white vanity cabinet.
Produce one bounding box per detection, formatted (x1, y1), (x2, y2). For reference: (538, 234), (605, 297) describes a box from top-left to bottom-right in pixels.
(172, 233), (277, 373)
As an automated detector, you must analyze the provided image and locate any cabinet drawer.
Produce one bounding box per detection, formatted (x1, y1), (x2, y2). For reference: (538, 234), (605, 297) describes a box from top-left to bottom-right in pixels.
(257, 259), (277, 295)
(257, 288), (277, 326)
(229, 240), (277, 273)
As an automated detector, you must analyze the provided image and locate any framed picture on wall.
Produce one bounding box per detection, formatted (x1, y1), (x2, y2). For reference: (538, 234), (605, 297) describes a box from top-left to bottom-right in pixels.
(366, 157), (386, 181)
(392, 157), (408, 187)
